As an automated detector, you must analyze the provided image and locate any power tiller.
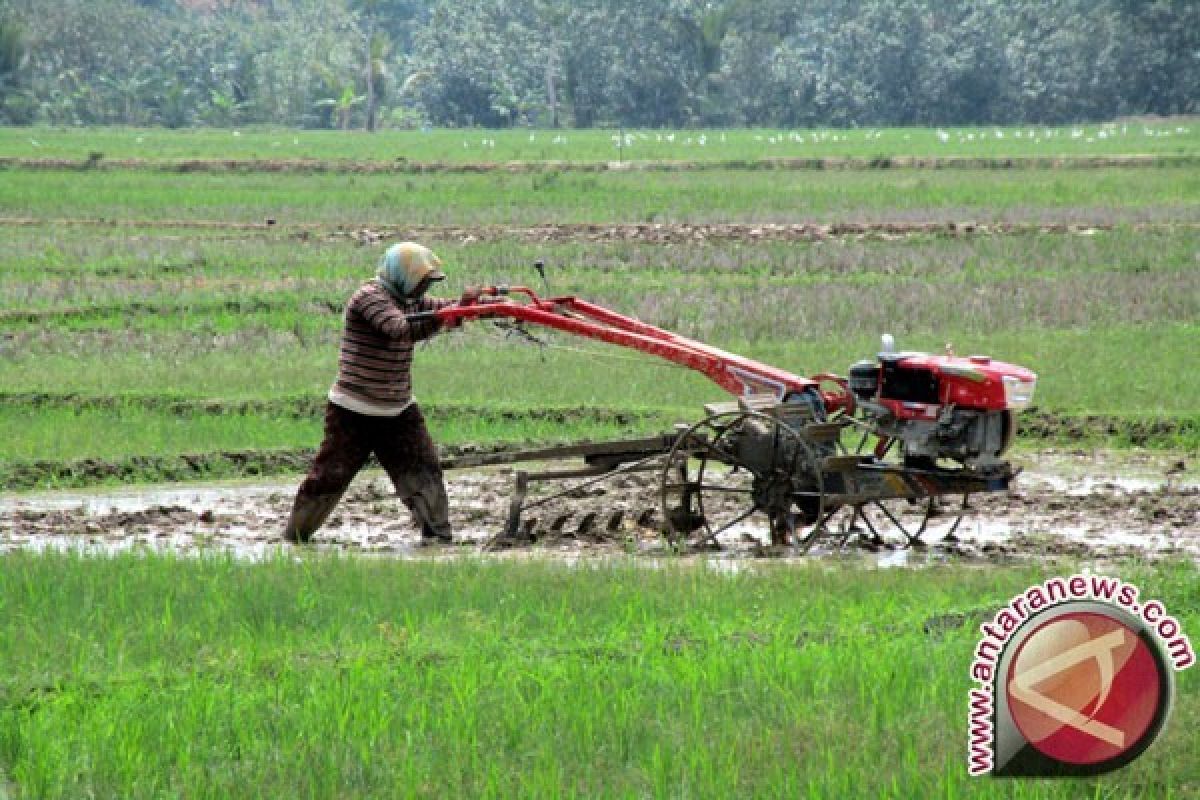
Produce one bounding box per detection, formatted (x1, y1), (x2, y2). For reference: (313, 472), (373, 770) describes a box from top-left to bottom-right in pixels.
(419, 284), (1036, 552)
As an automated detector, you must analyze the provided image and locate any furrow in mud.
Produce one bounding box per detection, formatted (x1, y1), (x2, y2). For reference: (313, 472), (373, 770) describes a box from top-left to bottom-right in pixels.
(2, 464), (1196, 565)
(3, 155), (1197, 174)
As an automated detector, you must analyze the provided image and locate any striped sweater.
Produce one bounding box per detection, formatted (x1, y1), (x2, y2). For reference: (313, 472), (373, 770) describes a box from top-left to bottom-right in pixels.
(327, 280), (451, 416)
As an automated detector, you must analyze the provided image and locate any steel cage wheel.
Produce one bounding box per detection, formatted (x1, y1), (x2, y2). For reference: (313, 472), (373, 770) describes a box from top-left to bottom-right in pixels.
(660, 410), (824, 551)
(821, 421), (973, 549)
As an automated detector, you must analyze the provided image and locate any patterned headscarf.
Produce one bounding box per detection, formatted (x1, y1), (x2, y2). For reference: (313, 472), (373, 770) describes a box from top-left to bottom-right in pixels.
(377, 242), (445, 299)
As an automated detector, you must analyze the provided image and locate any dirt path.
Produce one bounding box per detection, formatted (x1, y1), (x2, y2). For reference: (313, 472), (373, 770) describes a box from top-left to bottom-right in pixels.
(2, 452), (1195, 566)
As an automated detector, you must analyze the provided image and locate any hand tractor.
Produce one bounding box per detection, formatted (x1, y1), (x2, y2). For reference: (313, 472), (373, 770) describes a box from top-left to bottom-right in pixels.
(421, 282), (1036, 553)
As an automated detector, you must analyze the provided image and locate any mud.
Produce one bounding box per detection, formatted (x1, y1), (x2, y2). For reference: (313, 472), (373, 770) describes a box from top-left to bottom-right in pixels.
(2, 155), (1196, 174)
(321, 221), (1192, 247)
(1, 452), (1196, 566)
(2, 217), (1196, 247)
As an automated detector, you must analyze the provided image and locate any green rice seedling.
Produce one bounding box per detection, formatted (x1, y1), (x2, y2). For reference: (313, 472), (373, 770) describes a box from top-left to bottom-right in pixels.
(0, 554), (1195, 797)
(3, 124), (1198, 162)
(2, 167), (1196, 226)
(0, 320), (1197, 473)
(1, 133), (1196, 476)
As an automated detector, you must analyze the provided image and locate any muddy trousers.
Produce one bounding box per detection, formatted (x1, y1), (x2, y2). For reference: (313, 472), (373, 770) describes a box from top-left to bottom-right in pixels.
(284, 402), (451, 543)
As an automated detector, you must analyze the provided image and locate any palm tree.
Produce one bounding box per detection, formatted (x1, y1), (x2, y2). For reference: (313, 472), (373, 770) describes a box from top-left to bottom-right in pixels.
(363, 29), (390, 132)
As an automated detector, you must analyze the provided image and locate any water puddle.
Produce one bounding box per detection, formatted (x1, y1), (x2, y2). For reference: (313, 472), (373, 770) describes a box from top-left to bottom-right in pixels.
(1, 456), (1196, 566)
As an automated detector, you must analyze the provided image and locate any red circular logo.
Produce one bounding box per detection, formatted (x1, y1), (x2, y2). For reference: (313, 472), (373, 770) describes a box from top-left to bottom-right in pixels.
(1006, 611), (1163, 766)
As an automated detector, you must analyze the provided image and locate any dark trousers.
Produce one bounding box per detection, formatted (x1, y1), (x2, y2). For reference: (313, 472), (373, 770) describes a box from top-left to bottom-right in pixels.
(285, 402), (450, 542)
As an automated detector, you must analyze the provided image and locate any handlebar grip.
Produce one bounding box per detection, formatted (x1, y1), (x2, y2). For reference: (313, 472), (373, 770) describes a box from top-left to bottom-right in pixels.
(406, 311), (440, 323)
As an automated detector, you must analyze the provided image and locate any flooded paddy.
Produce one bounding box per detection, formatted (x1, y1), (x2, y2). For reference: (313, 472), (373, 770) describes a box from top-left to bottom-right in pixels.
(2, 450), (1195, 566)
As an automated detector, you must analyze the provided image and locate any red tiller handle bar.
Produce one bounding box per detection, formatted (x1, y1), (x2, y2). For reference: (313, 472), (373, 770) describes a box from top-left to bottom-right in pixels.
(420, 286), (852, 414)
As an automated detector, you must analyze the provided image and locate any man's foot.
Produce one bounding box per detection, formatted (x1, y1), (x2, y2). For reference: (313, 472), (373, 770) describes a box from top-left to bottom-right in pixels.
(282, 492), (342, 544)
(418, 523), (453, 546)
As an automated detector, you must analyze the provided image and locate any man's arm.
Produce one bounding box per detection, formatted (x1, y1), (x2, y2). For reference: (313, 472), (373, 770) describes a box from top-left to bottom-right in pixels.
(357, 286), (442, 341)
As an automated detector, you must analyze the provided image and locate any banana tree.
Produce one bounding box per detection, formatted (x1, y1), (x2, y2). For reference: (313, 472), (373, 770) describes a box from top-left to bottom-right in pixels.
(315, 84), (364, 130)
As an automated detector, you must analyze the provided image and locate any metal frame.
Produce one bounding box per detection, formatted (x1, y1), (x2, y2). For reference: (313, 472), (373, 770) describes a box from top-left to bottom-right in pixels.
(419, 287), (1019, 550)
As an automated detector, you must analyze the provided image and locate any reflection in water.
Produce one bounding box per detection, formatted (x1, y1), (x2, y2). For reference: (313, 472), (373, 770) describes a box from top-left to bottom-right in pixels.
(1, 464), (1196, 565)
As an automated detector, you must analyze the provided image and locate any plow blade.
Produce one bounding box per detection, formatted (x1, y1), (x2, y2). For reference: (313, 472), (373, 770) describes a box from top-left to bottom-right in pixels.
(440, 434), (678, 473)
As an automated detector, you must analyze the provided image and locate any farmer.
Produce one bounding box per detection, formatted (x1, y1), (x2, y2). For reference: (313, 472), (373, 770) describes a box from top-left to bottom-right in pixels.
(284, 241), (480, 545)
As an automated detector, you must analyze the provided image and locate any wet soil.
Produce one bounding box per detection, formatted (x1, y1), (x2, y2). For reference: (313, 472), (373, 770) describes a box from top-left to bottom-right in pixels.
(2, 452), (1196, 566)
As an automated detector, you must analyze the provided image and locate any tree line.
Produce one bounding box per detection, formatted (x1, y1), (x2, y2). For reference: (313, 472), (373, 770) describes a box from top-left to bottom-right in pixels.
(1, 0), (1196, 129)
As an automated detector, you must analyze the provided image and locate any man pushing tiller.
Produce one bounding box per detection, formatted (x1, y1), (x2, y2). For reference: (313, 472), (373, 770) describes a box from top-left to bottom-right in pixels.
(284, 241), (485, 545)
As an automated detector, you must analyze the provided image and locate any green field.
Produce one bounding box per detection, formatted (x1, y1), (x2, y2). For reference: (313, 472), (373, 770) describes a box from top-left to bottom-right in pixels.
(3, 123), (1198, 163)
(1, 554), (1196, 798)
(3, 165), (1197, 225)
(1, 143), (1198, 486)
(1, 125), (1199, 797)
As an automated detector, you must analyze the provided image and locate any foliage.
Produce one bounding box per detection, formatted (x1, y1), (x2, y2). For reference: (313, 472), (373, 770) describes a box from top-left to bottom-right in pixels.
(0, 0), (1196, 128)
(0, 15), (32, 122)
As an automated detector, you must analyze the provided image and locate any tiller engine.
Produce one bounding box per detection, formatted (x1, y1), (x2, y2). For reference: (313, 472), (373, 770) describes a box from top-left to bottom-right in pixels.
(426, 285), (1036, 552)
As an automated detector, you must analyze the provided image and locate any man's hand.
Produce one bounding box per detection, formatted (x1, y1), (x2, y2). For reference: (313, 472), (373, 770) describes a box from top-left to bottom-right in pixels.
(459, 285), (483, 306)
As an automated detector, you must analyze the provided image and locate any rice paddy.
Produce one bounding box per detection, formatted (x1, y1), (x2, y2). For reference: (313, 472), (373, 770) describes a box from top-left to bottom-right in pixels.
(1, 125), (1197, 796)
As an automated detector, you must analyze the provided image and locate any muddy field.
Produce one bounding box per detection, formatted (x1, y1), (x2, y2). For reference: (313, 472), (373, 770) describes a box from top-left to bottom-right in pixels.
(4, 216), (1196, 244)
(4, 154), (1197, 174)
(2, 451), (1195, 566)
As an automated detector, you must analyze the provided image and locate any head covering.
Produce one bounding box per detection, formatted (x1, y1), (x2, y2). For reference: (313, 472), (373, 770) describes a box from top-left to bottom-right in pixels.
(377, 242), (445, 298)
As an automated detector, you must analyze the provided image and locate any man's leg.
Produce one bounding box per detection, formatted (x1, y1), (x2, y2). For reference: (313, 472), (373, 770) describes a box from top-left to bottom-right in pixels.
(284, 404), (372, 543)
(373, 404), (453, 543)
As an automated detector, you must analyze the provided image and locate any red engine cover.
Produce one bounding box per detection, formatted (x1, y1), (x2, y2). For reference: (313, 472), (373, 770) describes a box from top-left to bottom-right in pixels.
(879, 354), (1036, 418)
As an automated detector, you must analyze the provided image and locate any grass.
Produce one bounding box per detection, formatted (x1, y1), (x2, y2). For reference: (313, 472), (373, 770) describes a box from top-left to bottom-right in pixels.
(0, 402), (668, 464)
(0, 553), (1196, 798)
(0, 321), (1196, 481)
(0, 406), (315, 462)
(2, 166), (1197, 225)
(1, 126), (1198, 800)
(0, 128), (1197, 479)
(3, 123), (1198, 162)
(1, 324), (1198, 415)
(4, 232), (1200, 314)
